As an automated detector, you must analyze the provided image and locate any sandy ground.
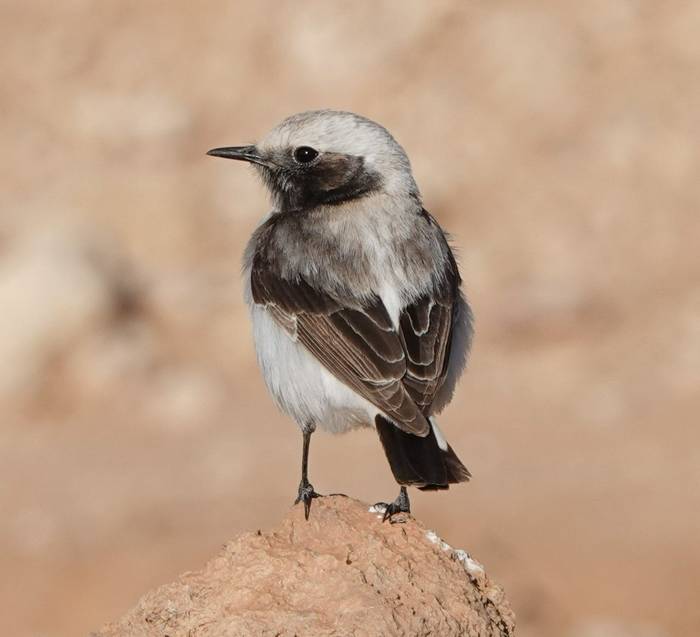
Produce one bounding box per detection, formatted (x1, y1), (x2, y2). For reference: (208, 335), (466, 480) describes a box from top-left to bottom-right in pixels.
(1, 2), (699, 636)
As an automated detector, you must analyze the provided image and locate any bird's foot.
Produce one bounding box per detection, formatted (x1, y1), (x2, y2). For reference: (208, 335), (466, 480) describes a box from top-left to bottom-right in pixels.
(374, 487), (411, 523)
(294, 479), (321, 520)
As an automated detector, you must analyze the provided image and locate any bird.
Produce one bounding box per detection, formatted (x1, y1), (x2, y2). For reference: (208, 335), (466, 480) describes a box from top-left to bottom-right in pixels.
(208, 110), (473, 522)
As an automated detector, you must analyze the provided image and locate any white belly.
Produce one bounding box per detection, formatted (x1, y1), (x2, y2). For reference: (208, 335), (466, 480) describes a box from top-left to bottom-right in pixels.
(250, 304), (379, 433)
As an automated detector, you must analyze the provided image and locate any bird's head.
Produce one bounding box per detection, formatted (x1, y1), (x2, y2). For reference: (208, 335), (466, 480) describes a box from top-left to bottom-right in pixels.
(208, 110), (419, 210)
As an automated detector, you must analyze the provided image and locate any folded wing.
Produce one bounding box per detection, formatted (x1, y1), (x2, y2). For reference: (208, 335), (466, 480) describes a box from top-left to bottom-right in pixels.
(250, 223), (460, 437)
(251, 265), (430, 436)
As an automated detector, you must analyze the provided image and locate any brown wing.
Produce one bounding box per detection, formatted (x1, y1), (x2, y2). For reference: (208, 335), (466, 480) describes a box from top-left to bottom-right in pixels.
(396, 209), (463, 415)
(398, 292), (455, 414)
(251, 266), (430, 436)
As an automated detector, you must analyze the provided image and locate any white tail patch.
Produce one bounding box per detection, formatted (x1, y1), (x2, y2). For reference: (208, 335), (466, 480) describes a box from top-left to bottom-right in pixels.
(429, 417), (448, 451)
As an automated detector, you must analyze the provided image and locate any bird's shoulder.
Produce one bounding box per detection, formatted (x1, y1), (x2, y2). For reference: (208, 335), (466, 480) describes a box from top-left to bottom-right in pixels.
(246, 210), (360, 313)
(255, 204), (455, 279)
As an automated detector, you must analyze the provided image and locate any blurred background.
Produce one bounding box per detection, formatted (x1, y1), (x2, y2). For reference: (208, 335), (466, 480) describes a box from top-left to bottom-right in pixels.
(2, 1), (699, 636)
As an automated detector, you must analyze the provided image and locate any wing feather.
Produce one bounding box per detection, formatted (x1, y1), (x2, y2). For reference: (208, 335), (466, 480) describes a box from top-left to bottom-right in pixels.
(398, 248), (461, 413)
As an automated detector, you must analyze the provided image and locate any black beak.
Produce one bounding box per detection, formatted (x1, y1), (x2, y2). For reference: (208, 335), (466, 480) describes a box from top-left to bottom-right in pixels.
(206, 145), (269, 167)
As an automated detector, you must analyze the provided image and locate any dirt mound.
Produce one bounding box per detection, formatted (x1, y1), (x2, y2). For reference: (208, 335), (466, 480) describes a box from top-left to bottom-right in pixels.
(94, 496), (514, 636)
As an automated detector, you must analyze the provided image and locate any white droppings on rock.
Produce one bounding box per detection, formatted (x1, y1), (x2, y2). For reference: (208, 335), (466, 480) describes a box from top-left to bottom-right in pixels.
(425, 529), (439, 544)
(425, 530), (485, 576)
(367, 504), (387, 518)
(426, 529), (451, 551)
(455, 549), (486, 576)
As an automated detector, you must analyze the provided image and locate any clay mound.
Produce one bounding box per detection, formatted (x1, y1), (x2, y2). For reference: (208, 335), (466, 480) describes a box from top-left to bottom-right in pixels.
(94, 496), (515, 637)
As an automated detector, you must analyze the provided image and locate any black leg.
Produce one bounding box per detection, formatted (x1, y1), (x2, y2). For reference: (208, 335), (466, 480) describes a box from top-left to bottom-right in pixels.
(294, 427), (321, 520)
(375, 486), (411, 523)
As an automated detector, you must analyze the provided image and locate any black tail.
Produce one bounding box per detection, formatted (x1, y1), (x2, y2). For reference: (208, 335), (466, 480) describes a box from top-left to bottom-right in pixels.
(375, 415), (471, 490)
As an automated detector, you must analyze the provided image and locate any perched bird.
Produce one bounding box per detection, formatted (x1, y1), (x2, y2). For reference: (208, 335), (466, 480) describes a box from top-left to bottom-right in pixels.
(208, 110), (473, 521)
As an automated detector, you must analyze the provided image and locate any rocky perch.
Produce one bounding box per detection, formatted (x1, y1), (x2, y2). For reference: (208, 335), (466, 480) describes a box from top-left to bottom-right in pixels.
(94, 496), (515, 636)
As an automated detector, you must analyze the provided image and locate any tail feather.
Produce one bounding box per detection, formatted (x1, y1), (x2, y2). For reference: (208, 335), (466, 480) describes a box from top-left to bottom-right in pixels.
(375, 415), (470, 489)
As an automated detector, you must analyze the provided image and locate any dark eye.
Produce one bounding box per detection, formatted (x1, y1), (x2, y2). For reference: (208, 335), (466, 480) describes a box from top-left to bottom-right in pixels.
(293, 146), (319, 163)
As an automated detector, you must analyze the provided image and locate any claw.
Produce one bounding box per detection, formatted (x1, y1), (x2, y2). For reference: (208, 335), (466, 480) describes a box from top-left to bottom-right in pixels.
(295, 480), (321, 520)
(374, 486), (411, 523)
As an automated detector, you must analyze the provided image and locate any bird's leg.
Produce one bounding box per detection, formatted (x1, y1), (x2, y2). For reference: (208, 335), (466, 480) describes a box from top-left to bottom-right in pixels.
(294, 426), (321, 520)
(375, 486), (411, 523)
